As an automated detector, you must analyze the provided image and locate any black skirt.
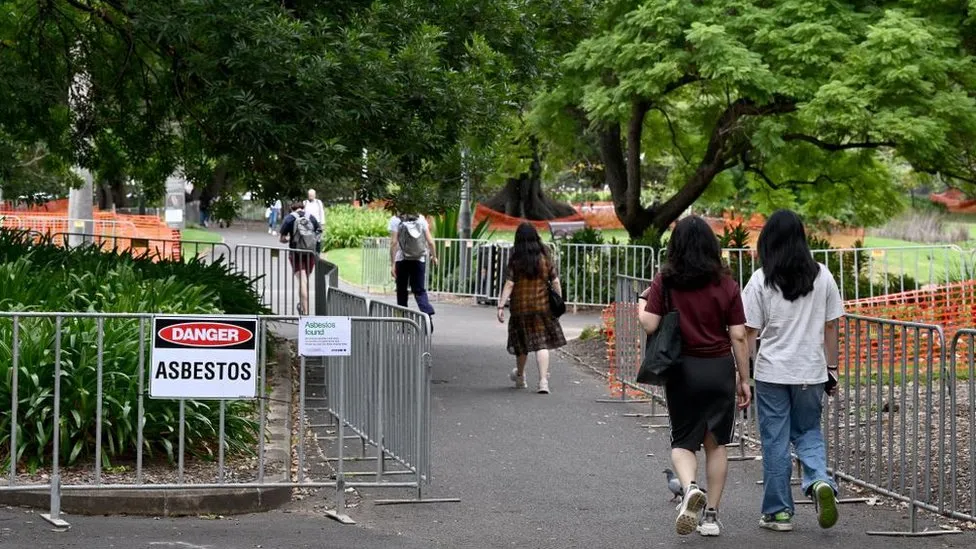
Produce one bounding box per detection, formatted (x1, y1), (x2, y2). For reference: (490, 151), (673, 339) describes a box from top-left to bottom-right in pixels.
(664, 355), (736, 451)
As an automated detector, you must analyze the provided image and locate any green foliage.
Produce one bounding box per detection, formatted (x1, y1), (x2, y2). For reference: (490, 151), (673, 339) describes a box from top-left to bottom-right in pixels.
(0, 1), (596, 213)
(431, 208), (494, 240)
(209, 194), (242, 227)
(535, 0), (976, 235)
(568, 227), (605, 245)
(0, 230), (265, 469)
(718, 223), (751, 249)
(321, 206), (389, 251)
(630, 226), (667, 249)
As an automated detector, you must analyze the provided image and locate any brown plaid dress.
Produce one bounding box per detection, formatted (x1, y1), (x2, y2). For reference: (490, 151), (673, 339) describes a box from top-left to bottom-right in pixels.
(505, 257), (566, 356)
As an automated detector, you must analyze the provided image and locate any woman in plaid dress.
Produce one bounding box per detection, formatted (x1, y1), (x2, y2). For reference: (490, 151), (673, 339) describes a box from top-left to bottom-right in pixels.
(496, 222), (566, 393)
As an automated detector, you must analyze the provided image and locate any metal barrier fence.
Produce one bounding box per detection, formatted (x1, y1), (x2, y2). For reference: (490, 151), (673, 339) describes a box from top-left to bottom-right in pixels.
(708, 245), (970, 302)
(49, 231), (232, 264)
(0, 311), (434, 526)
(611, 275), (976, 524)
(363, 237), (658, 306)
(233, 245), (320, 316)
(367, 238), (971, 306)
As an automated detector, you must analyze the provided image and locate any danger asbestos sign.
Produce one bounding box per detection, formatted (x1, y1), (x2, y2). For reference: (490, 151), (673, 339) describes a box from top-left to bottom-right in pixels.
(150, 317), (259, 399)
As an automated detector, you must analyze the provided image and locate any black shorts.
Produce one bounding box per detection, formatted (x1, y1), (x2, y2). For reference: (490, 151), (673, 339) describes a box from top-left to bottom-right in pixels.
(664, 355), (736, 451)
(290, 253), (316, 273)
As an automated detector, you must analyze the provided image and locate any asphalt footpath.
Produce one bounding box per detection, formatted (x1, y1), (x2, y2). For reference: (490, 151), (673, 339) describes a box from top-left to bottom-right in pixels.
(346, 300), (971, 549)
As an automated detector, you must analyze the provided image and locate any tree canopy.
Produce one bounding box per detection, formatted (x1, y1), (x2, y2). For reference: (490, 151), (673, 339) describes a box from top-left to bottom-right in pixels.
(534, 0), (976, 236)
(0, 0), (569, 211)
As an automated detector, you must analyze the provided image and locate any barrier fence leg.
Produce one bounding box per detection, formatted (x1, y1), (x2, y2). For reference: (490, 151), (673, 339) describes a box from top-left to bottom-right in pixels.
(41, 473), (69, 529)
(866, 489), (963, 537)
(325, 360), (355, 525)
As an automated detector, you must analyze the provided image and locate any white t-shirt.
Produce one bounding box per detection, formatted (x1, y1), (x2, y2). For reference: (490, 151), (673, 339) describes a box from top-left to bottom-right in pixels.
(389, 215), (429, 263)
(742, 264), (845, 384)
(304, 199), (325, 226)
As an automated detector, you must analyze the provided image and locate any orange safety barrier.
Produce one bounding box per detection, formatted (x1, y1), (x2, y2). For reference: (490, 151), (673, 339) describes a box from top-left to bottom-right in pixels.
(474, 203), (585, 232)
(844, 281), (976, 374)
(602, 303), (648, 399)
(0, 206), (181, 261)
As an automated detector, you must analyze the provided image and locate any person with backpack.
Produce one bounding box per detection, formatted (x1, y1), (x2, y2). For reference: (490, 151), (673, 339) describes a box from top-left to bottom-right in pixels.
(389, 212), (437, 322)
(280, 202), (322, 315)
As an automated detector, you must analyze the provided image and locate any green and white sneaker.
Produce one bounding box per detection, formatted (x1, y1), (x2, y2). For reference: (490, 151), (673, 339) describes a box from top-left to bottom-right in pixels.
(812, 481), (838, 529)
(759, 511), (794, 532)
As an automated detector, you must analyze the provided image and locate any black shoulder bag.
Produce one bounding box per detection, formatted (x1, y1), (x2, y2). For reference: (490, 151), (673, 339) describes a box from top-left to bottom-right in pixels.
(636, 282), (681, 386)
(547, 262), (566, 318)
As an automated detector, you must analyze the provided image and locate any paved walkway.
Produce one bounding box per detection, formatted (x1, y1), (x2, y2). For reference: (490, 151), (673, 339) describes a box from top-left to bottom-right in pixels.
(340, 302), (969, 548)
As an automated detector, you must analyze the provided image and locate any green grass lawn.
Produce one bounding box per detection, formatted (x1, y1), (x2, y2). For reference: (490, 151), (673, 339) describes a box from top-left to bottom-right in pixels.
(181, 227), (224, 261)
(856, 236), (971, 285)
(325, 248), (363, 286)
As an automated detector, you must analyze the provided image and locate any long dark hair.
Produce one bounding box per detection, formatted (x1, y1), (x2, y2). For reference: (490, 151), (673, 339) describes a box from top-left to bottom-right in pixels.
(758, 209), (819, 301)
(660, 216), (728, 290)
(509, 222), (550, 280)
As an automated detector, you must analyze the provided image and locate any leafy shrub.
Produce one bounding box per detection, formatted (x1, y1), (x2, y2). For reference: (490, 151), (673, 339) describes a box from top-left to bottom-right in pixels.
(322, 205), (389, 251)
(430, 208), (494, 240)
(210, 194), (242, 227)
(0, 230), (264, 470)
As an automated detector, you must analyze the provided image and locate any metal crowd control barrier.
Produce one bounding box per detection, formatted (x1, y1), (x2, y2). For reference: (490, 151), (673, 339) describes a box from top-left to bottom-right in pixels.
(233, 244), (319, 316)
(49, 231), (232, 264)
(826, 316), (969, 533)
(0, 311), (442, 528)
(948, 330), (976, 523)
(691, 245), (971, 302)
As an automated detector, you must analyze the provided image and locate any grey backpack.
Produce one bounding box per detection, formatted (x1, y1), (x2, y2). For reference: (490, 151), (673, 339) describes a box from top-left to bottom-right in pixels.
(292, 213), (318, 251)
(397, 216), (427, 260)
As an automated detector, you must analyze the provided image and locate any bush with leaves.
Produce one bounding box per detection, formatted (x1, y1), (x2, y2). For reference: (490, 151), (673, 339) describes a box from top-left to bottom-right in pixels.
(321, 205), (390, 251)
(0, 230), (264, 470)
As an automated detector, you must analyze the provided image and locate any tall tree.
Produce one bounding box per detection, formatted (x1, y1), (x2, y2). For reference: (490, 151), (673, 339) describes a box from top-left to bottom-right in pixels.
(534, 1), (976, 238)
(0, 1), (536, 212)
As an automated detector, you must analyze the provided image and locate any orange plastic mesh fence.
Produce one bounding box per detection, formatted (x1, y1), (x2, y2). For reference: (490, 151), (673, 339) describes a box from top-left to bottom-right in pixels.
(0, 208), (181, 261)
(844, 281), (976, 373)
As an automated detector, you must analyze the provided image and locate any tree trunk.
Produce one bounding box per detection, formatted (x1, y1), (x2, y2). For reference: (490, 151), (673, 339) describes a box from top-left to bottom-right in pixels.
(599, 115), (654, 239)
(483, 139), (575, 220)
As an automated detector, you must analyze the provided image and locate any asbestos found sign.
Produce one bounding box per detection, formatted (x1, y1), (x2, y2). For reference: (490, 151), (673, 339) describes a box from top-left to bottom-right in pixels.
(150, 317), (259, 399)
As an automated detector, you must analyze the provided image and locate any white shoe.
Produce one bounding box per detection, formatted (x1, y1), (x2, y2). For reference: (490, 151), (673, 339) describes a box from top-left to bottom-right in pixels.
(676, 484), (707, 535)
(509, 368), (526, 389)
(537, 378), (550, 394)
(697, 509), (721, 537)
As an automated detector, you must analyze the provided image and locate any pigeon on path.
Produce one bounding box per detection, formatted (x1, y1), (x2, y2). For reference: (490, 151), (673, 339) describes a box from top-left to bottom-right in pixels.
(663, 468), (683, 501)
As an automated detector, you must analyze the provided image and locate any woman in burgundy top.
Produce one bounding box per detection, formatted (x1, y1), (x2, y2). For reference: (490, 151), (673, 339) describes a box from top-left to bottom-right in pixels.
(638, 216), (752, 537)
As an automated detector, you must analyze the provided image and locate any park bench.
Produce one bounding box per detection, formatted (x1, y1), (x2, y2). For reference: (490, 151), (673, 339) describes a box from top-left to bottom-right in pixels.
(548, 221), (586, 242)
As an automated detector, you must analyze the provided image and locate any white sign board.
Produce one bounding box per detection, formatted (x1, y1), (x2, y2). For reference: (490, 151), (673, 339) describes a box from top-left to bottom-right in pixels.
(299, 317), (352, 357)
(150, 316), (258, 399)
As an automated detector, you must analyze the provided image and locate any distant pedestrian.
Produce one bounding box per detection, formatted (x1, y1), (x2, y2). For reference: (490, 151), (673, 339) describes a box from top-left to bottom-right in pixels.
(303, 189), (325, 251)
(279, 202), (321, 315)
(267, 199), (282, 235)
(389, 212), (437, 324)
(638, 215), (751, 537)
(743, 210), (842, 532)
(496, 222), (566, 394)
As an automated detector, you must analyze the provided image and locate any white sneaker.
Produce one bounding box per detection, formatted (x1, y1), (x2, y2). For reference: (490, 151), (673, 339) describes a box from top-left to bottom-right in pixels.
(698, 509), (721, 537)
(676, 484), (707, 535)
(509, 368), (526, 389)
(537, 378), (550, 394)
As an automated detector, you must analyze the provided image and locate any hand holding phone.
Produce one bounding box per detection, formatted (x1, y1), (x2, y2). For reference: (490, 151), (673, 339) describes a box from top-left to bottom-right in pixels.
(824, 368), (838, 396)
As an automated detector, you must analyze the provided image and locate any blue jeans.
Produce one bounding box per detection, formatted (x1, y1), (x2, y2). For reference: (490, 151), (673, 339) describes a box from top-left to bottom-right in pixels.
(395, 260), (435, 316)
(268, 209), (279, 230)
(756, 381), (837, 516)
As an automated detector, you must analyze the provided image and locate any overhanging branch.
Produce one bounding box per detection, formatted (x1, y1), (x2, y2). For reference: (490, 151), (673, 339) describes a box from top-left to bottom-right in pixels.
(783, 134), (895, 151)
(742, 156), (845, 190)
